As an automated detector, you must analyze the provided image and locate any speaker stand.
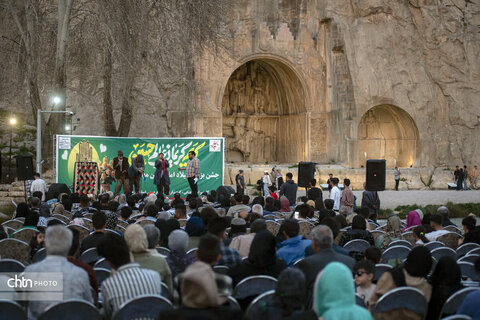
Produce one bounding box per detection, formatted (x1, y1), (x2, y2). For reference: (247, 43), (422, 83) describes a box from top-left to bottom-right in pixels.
(23, 180), (27, 202)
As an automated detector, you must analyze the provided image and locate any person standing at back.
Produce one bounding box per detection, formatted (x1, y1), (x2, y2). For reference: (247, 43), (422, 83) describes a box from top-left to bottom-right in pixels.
(361, 183), (380, 222)
(340, 178), (354, 214)
(279, 172), (298, 206)
(329, 178), (341, 212)
(262, 170), (271, 197)
(463, 165), (469, 190)
(31, 173), (47, 201)
(179, 151), (200, 197)
(394, 166), (400, 191)
(236, 170), (246, 196)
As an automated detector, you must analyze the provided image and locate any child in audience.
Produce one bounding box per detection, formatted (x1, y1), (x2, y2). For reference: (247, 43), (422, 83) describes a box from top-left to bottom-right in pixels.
(354, 260), (376, 306)
(364, 246), (382, 264)
(413, 225), (429, 245)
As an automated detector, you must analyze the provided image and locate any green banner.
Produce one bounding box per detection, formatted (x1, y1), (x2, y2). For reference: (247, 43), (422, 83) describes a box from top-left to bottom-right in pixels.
(56, 135), (224, 196)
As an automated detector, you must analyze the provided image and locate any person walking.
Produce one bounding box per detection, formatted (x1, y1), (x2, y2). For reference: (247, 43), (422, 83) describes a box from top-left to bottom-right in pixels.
(178, 151), (200, 197)
(471, 165), (478, 189)
(236, 170), (246, 196)
(463, 165), (469, 190)
(394, 166), (400, 191)
(262, 170), (271, 197)
(113, 150), (130, 195)
(154, 153), (170, 197)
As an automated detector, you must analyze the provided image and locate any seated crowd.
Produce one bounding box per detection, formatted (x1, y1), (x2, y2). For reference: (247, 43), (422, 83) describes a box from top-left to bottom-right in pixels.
(0, 177), (480, 320)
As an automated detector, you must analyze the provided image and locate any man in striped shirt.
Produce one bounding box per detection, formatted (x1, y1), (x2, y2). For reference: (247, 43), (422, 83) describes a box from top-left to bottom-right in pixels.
(97, 233), (162, 319)
(178, 151), (200, 197)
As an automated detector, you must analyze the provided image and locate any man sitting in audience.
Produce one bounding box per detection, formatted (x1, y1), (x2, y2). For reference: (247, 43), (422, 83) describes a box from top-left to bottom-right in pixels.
(437, 206), (455, 227)
(26, 226), (93, 319)
(296, 225), (355, 307)
(80, 211), (106, 254)
(73, 194), (91, 218)
(207, 217), (243, 266)
(229, 218), (266, 257)
(263, 197), (276, 215)
(459, 215), (480, 245)
(97, 232), (162, 319)
(143, 224), (161, 255)
(276, 219), (312, 266)
(166, 229), (196, 281)
(119, 206), (133, 224)
(178, 233), (232, 308)
(318, 199), (336, 222)
(226, 194), (251, 218)
(365, 246), (382, 265)
(67, 228), (98, 293)
(224, 218), (247, 246)
(426, 214), (450, 241)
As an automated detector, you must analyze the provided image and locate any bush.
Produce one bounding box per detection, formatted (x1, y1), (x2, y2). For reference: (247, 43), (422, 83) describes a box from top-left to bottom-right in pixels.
(393, 202), (480, 219)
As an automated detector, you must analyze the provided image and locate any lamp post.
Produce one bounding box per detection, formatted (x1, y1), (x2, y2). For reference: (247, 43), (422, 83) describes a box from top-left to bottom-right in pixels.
(36, 97), (74, 175)
(8, 117), (16, 180)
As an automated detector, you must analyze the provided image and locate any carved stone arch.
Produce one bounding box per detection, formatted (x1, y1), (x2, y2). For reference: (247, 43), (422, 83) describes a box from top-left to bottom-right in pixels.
(357, 105), (419, 167)
(221, 56), (309, 164)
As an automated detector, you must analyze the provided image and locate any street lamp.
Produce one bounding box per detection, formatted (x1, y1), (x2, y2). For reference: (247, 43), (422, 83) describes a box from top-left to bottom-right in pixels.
(36, 109), (74, 175)
(8, 117), (16, 180)
(52, 96), (61, 105)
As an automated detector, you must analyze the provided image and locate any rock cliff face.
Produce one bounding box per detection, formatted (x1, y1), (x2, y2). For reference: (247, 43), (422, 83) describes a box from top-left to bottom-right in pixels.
(316, 0), (480, 167)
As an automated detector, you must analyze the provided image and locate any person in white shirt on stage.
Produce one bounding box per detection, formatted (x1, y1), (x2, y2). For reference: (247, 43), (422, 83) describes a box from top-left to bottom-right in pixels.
(329, 177), (341, 212)
(30, 172), (47, 201)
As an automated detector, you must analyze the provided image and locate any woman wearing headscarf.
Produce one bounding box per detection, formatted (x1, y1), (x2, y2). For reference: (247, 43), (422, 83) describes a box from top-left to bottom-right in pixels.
(403, 211), (422, 232)
(279, 196), (291, 213)
(228, 230), (286, 287)
(124, 224), (173, 295)
(185, 216), (205, 251)
(314, 262), (373, 320)
(155, 218), (180, 247)
(376, 213), (402, 248)
(426, 257), (463, 320)
(339, 215), (375, 247)
(15, 202), (30, 218)
(370, 246), (433, 320)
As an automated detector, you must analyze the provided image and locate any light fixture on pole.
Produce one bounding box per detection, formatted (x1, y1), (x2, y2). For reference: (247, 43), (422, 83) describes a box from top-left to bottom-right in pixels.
(36, 109), (74, 175)
(8, 116), (17, 180)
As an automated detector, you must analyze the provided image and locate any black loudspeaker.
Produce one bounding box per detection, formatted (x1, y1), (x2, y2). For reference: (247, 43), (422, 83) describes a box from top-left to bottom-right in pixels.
(366, 159), (386, 191)
(15, 154), (34, 180)
(298, 162), (316, 187)
(215, 185), (235, 203)
(46, 183), (71, 200)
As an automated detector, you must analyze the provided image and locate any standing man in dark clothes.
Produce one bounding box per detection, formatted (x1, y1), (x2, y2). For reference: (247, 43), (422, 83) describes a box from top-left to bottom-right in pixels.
(361, 183), (380, 222)
(113, 150), (130, 195)
(236, 170), (246, 196)
(454, 166), (462, 190)
(154, 153), (170, 196)
(178, 151), (200, 197)
(307, 179), (323, 202)
(326, 173), (334, 193)
(279, 172), (298, 206)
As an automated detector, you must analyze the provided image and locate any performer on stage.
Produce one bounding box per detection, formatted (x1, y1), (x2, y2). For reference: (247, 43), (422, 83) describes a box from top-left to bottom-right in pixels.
(178, 151), (200, 197)
(113, 150), (130, 195)
(154, 153), (170, 197)
(128, 154), (145, 194)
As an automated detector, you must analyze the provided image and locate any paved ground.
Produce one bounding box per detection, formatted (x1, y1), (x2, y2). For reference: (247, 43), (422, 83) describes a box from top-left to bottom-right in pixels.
(296, 189), (480, 209)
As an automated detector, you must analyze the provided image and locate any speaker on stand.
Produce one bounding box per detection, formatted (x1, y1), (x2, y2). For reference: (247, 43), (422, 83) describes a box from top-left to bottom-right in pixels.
(366, 159), (386, 191)
(15, 154), (35, 201)
(298, 162), (316, 189)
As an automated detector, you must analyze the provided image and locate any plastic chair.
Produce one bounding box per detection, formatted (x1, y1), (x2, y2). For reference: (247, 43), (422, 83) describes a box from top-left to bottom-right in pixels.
(160, 282), (170, 300)
(387, 239), (412, 249)
(401, 231), (416, 246)
(93, 258), (111, 270)
(457, 243), (480, 258)
(431, 247), (457, 261)
(355, 294), (367, 308)
(0, 299), (26, 320)
(67, 225), (90, 243)
(213, 265), (229, 275)
(298, 221), (315, 239)
(112, 294), (173, 320)
(227, 296), (241, 310)
(233, 275), (277, 300)
(0, 259), (25, 273)
(94, 268), (111, 288)
(458, 254), (480, 264)
(0, 238), (30, 266)
(458, 262), (478, 281)
(186, 248), (197, 261)
(466, 248), (480, 256)
(244, 290), (279, 319)
(11, 228), (39, 243)
(343, 239), (371, 253)
(374, 287), (427, 317)
(38, 299), (100, 320)
(438, 232), (462, 250)
(382, 245), (411, 261)
(425, 241), (444, 251)
(265, 220), (281, 236)
(80, 248), (103, 265)
(374, 264), (393, 282)
(441, 315), (472, 320)
(439, 287), (480, 318)
(32, 247), (47, 263)
(156, 247), (170, 256)
(1, 219), (24, 230)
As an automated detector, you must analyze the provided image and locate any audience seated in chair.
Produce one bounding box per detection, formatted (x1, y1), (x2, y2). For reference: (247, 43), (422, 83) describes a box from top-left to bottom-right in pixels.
(339, 215), (375, 247)
(276, 219), (312, 266)
(166, 229), (196, 281)
(456, 257), (480, 319)
(25, 225), (93, 320)
(207, 216), (243, 266)
(426, 214), (450, 241)
(229, 219), (266, 258)
(96, 232), (162, 319)
(80, 211), (106, 254)
(67, 228), (98, 293)
(354, 260), (376, 307)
